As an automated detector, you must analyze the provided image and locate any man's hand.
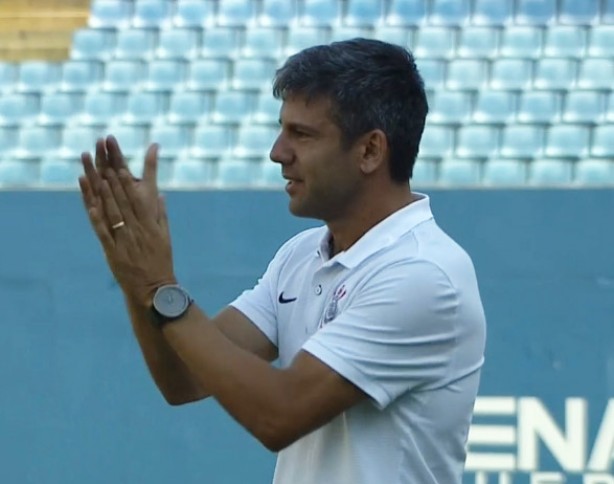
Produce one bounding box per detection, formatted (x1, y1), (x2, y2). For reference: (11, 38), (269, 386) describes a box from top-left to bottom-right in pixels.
(79, 135), (176, 307)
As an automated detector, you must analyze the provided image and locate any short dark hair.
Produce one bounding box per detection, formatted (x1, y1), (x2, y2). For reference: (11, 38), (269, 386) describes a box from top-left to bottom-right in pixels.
(272, 38), (428, 183)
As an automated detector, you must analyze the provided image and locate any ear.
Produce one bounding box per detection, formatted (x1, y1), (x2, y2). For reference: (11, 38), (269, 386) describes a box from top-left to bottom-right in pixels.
(358, 129), (388, 175)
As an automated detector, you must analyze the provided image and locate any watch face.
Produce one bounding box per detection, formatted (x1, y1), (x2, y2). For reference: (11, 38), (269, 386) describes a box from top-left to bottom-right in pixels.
(154, 285), (190, 319)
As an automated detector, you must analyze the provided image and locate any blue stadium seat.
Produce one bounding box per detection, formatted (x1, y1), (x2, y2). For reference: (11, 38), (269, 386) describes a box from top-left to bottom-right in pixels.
(144, 60), (186, 92)
(38, 93), (82, 126)
(472, 0), (512, 25)
(456, 126), (498, 158)
(473, 91), (514, 124)
(447, 60), (487, 90)
(114, 29), (156, 60)
(500, 26), (542, 58)
(252, 94), (281, 124)
(89, 0), (133, 29)
(607, 94), (614, 123)
(60, 60), (103, 93)
(411, 159), (437, 185)
(575, 159), (614, 185)
(59, 126), (104, 159)
(129, 157), (173, 185)
(300, 0), (340, 26)
(234, 126), (277, 158)
(430, 0), (470, 25)
(563, 91), (604, 123)
(344, 0), (383, 27)
(191, 124), (232, 158)
(330, 26), (371, 43)
(174, 0), (215, 28)
(605, 0), (614, 22)
(529, 159), (573, 185)
(413, 27), (455, 58)
(122, 91), (164, 125)
(149, 125), (189, 158)
(483, 160), (527, 185)
(415, 60), (445, 88)
(17, 62), (59, 93)
(259, 160), (285, 187)
(578, 59), (613, 89)
(105, 125), (148, 159)
(0, 94), (38, 127)
(15, 126), (62, 159)
(516, 0), (556, 24)
(212, 90), (251, 124)
(216, 159), (259, 187)
(132, 0), (172, 28)
(429, 91), (470, 124)
(103, 61), (146, 92)
(242, 27), (283, 59)
(457, 27), (498, 58)
(285, 27), (326, 56)
(372, 26), (410, 46)
(39, 158), (81, 186)
(167, 91), (209, 124)
(187, 59), (230, 90)
(201, 28), (240, 59)
(591, 125), (614, 158)
(172, 158), (215, 185)
(517, 91), (559, 123)
(70, 29), (115, 61)
(490, 59), (532, 89)
(232, 59), (276, 90)
(439, 159), (481, 185)
(80, 92), (125, 127)
(260, 0), (297, 27)
(0, 160), (38, 186)
(544, 26), (586, 57)
(0, 127), (18, 153)
(0, 63), (17, 94)
(559, 0), (599, 24)
(500, 125), (544, 158)
(386, 0), (427, 26)
(534, 59), (575, 90)
(157, 29), (200, 59)
(545, 125), (589, 158)
(589, 26), (614, 57)
(419, 125), (454, 157)
(217, 0), (255, 27)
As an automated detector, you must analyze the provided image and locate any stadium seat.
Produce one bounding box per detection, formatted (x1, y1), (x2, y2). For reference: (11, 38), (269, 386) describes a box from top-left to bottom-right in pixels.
(534, 59), (575, 90)
(201, 28), (240, 59)
(300, 0), (341, 26)
(0, 127), (18, 153)
(415, 60), (445, 88)
(330, 27), (371, 43)
(174, 0), (215, 28)
(483, 160), (527, 185)
(39, 158), (81, 186)
(344, 0), (383, 27)
(0, 160), (38, 186)
(114, 29), (156, 60)
(0, 94), (38, 127)
(89, 0), (133, 29)
(529, 159), (573, 185)
(516, 0), (556, 24)
(260, 0), (297, 27)
(490, 59), (532, 89)
(605, 0), (614, 22)
(607, 95), (614, 123)
(563, 91), (604, 123)
(411, 159), (437, 185)
(456, 126), (498, 158)
(430, 0), (470, 25)
(129, 157), (173, 185)
(419, 125), (454, 158)
(413, 27), (455, 58)
(591, 125), (614, 158)
(472, 0), (513, 25)
(59, 126), (105, 159)
(122, 91), (165, 125)
(588, 26), (614, 57)
(167, 91), (210, 124)
(242, 27), (283, 59)
(17, 62), (60, 93)
(439, 159), (481, 185)
(60, 61), (103, 93)
(372, 26), (410, 47)
(105, 125), (148, 159)
(574, 159), (614, 185)
(143, 60), (186, 92)
(172, 158), (215, 185)
(500, 125), (544, 158)
(457, 27), (498, 58)
(217, 0), (255, 27)
(285, 27), (327, 56)
(545, 125), (589, 158)
(559, 0), (599, 24)
(499, 27), (542, 58)
(252, 94), (281, 124)
(216, 159), (259, 187)
(157, 29), (200, 59)
(517, 91), (559, 123)
(15, 126), (62, 159)
(234, 126), (277, 158)
(473, 91), (514, 124)
(447, 60), (487, 90)
(211, 90), (251, 124)
(186, 59), (230, 90)
(149, 125), (189, 158)
(103, 61), (146, 92)
(259, 160), (285, 187)
(71, 29), (115, 61)
(191, 124), (232, 158)
(132, 0), (172, 28)
(429, 91), (470, 124)
(385, 0), (427, 26)
(578, 59), (613, 89)
(79, 92), (125, 127)
(0, 63), (17, 94)
(543, 26), (586, 57)
(232, 59), (276, 90)
(38, 93), (82, 126)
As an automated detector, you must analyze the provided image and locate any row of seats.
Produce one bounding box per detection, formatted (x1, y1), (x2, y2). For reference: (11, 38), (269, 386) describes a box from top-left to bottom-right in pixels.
(70, 24), (614, 61)
(1, 123), (613, 160)
(0, 57), (611, 94)
(1, 157), (612, 189)
(88, 0), (614, 29)
(3, 89), (614, 128)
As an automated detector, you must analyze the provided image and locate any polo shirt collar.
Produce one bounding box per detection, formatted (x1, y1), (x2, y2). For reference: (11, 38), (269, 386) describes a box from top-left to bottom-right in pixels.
(317, 193), (433, 268)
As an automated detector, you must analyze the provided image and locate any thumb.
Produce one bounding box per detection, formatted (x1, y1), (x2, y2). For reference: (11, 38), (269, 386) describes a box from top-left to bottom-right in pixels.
(142, 143), (159, 187)
(158, 194), (169, 230)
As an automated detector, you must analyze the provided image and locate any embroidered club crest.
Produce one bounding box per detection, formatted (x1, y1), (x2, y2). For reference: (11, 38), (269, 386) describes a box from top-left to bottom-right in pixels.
(321, 284), (347, 327)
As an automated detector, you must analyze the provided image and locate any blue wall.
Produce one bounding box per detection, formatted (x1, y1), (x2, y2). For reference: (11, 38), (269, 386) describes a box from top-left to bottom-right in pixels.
(0, 189), (612, 483)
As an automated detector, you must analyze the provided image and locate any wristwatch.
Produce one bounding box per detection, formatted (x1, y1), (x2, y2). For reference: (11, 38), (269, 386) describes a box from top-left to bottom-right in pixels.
(150, 284), (194, 327)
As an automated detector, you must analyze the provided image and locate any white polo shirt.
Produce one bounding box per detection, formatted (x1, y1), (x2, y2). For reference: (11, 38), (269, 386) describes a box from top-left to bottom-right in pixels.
(230, 194), (486, 484)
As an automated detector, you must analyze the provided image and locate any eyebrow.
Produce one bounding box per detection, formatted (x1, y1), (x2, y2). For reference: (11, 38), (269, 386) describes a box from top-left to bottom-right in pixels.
(278, 120), (321, 135)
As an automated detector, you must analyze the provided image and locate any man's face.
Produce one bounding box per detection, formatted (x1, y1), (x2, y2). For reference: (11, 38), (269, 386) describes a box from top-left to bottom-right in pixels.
(270, 94), (363, 221)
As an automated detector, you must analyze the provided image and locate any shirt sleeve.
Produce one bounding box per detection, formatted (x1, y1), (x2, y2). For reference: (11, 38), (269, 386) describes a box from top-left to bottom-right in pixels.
(302, 260), (461, 410)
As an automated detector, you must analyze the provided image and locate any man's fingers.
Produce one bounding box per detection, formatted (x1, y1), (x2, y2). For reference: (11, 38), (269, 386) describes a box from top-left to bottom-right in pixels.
(85, 197), (115, 251)
(118, 168), (151, 224)
(105, 169), (138, 227)
(94, 138), (108, 175)
(106, 135), (130, 172)
(100, 178), (127, 234)
(142, 143), (159, 187)
(81, 151), (102, 196)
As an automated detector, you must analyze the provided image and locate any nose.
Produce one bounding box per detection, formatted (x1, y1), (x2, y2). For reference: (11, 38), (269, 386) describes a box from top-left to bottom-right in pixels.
(269, 132), (293, 165)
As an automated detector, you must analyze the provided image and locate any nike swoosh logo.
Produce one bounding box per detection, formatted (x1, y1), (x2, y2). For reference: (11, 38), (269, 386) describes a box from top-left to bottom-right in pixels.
(278, 292), (297, 304)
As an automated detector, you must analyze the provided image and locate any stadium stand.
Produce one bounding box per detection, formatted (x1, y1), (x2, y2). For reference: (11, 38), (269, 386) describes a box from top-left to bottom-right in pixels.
(0, 0), (611, 188)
